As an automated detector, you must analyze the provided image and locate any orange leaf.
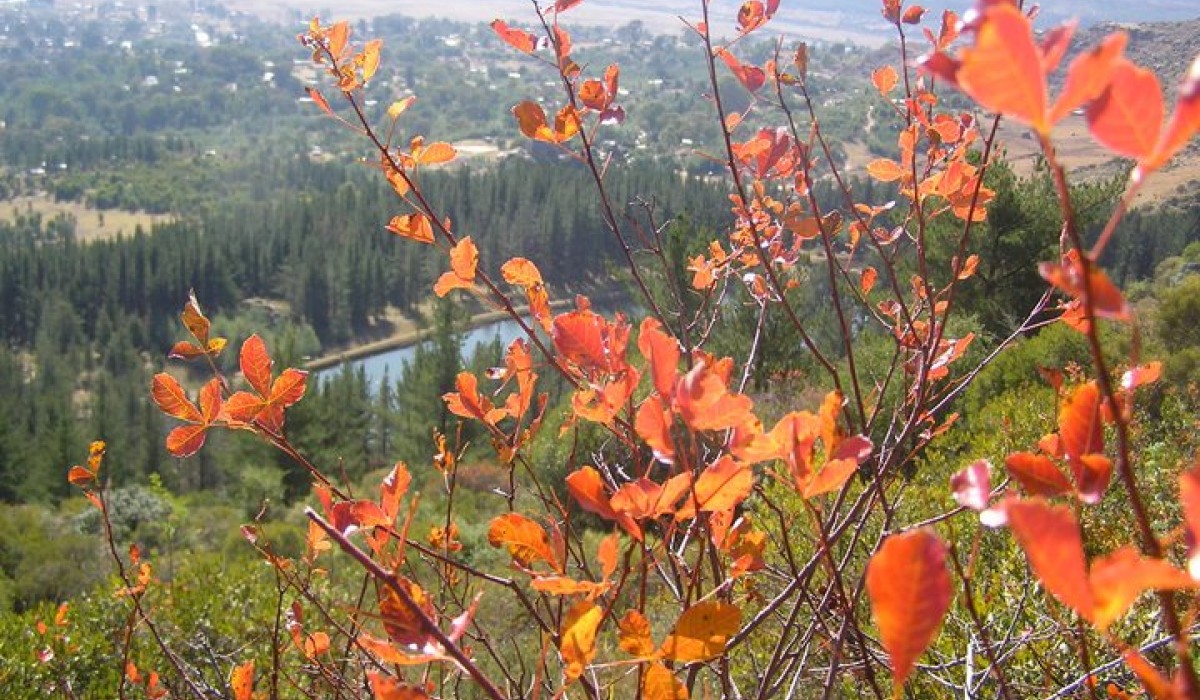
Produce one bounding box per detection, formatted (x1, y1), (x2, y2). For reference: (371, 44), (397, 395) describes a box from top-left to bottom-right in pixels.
(303, 631), (331, 659)
(1059, 382), (1104, 461)
(378, 578), (435, 647)
(860, 266), (878, 294)
(1087, 58), (1163, 160)
(611, 473), (692, 521)
(866, 529), (951, 694)
(449, 236), (478, 280)
(487, 513), (559, 570)
(642, 662), (689, 699)
(1075, 453), (1113, 504)
(635, 395), (675, 463)
(1049, 32), (1127, 124)
(240, 334), (274, 398)
(1089, 547), (1194, 630)
(956, 5), (1048, 132)
(675, 360), (754, 432)
(566, 467), (616, 519)
(866, 158), (905, 182)
(597, 533), (619, 580)
(579, 79), (609, 111)
(638, 317), (681, 398)
(530, 575), (608, 598)
(326, 21), (350, 59)
(1141, 54), (1200, 176)
(368, 672), (431, 699)
(68, 465), (93, 487)
(269, 369), (308, 408)
(305, 86), (335, 117)
(1039, 253), (1129, 321)
(386, 213), (434, 243)
(717, 49), (765, 93)
(501, 257), (543, 287)
(553, 104), (581, 141)
(618, 609), (656, 658)
(555, 0), (585, 11)
(230, 660), (254, 700)
(491, 20), (542, 54)
(361, 38), (382, 82)
(1006, 499), (1094, 618)
(181, 292), (211, 344)
(415, 141), (456, 165)
(737, 1), (767, 33)
(1004, 452), (1072, 497)
(872, 65), (898, 95)
(1122, 362), (1163, 391)
(688, 456), (753, 514)
(560, 600), (602, 681)
(512, 100), (551, 140)
(659, 601), (740, 663)
(151, 373), (202, 423)
(802, 458), (859, 499)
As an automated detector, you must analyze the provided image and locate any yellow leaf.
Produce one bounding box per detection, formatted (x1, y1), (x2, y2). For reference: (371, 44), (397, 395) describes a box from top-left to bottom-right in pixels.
(560, 600), (602, 682)
(642, 662), (689, 699)
(617, 609), (656, 658)
(659, 601), (740, 662)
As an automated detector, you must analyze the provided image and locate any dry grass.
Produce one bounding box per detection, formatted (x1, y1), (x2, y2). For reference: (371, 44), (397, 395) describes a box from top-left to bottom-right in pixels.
(0, 194), (172, 242)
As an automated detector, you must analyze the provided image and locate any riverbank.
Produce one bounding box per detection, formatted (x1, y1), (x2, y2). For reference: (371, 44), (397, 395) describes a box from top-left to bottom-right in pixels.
(303, 300), (573, 371)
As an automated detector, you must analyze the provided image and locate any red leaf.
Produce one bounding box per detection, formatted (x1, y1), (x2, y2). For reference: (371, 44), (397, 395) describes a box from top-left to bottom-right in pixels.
(1089, 547), (1195, 630)
(198, 378), (222, 423)
(151, 373), (202, 423)
(638, 317), (680, 398)
(240, 335), (274, 398)
(1059, 382), (1104, 461)
(490, 20), (541, 54)
(270, 368), (309, 408)
(718, 49), (765, 93)
(68, 465), (93, 487)
(1004, 452), (1072, 497)
(169, 341), (206, 360)
(1087, 58), (1164, 160)
(866, 529), (952, 694)
(1039, 253), (1130, 321)
(1141, 54), (1200, 176)
(166, 424), (209, 458)
(305, 86), (335, 117)
(635, 395), (675, 464)
(956, 5), (1048, 132)
(1050, 32), (1127, 124)
(555, 0), (584, 11)
(1121, 362), (1162, 391)
(1006, 499), (1094, 619)
(872, 65), (898, 95)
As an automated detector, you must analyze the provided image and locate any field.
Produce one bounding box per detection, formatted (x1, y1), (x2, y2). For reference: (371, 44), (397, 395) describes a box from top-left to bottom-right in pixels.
(0, 194), (172, 242)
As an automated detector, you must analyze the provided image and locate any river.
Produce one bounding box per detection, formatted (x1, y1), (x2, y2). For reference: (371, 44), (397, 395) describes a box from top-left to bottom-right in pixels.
(316, 318), (529, 391)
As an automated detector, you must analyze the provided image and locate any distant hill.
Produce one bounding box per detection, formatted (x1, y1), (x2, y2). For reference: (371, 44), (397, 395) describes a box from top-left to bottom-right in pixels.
(224, 0), (1197, 48)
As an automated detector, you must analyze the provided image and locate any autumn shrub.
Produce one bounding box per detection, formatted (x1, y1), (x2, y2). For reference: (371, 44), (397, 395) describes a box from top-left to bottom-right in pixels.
(41, 1), (1200, 699)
